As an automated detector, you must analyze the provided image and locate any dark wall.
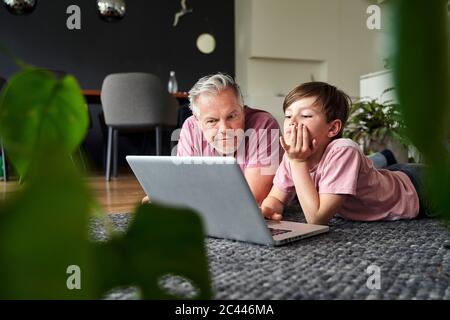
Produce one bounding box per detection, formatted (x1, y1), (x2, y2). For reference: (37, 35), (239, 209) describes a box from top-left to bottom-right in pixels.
(0, 0), (235, 171)
(0, 0), (235, 91)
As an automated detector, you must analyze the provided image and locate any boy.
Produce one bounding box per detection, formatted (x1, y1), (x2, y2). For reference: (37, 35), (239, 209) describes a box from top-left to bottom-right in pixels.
(261, 82), (429, 225)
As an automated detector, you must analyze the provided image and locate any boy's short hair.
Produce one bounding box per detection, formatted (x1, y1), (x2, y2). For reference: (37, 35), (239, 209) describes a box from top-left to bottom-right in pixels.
(283, 82), (351, 139)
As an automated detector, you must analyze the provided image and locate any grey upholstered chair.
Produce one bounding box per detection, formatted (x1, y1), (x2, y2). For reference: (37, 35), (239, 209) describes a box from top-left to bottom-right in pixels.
(101, 72), (179, 181)
(0, 76), (8, 181)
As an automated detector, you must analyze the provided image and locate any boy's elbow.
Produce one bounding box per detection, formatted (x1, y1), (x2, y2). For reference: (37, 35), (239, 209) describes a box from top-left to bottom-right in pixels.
(307, 218), (329, 226)
(305, 212), (331, 226)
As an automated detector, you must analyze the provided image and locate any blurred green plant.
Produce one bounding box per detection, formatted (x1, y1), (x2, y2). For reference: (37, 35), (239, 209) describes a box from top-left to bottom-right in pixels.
(0, 69), (89, 181)
(0, 51), (211, 299)
(343, 88), (410, 154)
(392, 0), (450, 220)
(0, 156), (3, 178)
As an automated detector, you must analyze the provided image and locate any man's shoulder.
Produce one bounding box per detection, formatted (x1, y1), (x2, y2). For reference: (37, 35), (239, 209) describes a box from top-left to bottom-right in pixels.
(182, 114), (196, 126)
(179, 115), (202, 142)
(244, 106), (280, 130)
(181, 114), (198, 131)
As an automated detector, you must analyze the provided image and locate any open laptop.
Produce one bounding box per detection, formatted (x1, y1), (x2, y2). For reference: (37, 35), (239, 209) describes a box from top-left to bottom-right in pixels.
(126, 156), (329, 246)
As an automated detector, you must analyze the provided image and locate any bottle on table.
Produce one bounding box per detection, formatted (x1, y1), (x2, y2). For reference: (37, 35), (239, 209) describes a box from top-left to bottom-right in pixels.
(168, 71), (178, 94)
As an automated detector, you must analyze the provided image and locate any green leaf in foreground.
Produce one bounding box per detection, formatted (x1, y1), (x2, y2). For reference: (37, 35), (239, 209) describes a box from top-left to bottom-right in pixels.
(0, 69), (88, 179)
(95, 203), (212, 299)
(0, 151), (97, 299)
(0, 60), (211, 300)
(393, 0), (450, 219)
(0, 150), (212, 299)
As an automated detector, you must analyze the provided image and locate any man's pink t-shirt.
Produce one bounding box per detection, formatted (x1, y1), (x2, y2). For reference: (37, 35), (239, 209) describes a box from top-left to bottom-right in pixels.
(176, 106), (283, 174)
(273, 138), (420, 221)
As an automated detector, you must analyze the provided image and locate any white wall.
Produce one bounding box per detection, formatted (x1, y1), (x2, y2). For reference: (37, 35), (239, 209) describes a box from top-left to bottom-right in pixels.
(360, 69), (396, 103)
(235, 0), (386, 126)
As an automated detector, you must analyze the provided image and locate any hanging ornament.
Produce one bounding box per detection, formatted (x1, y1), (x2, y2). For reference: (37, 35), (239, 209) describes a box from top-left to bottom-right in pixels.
(3, 0), (36, 15)
(97, 0), (126, 22)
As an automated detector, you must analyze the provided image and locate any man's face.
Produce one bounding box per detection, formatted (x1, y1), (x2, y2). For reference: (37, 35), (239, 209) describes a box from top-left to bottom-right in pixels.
(195, 87), (245, 154)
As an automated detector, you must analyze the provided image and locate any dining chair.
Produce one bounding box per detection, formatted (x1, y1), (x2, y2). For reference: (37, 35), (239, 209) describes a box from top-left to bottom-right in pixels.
(101, 72), (179, 181)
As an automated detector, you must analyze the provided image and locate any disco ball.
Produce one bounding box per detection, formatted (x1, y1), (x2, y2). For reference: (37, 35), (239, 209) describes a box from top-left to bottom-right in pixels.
(97, 0), (126, 22)
(3, 0), (36, 15)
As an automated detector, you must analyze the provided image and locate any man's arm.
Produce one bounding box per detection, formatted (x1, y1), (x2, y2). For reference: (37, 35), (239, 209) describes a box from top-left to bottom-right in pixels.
(244, 167), (274, 206)
(245, 113), (283, 206)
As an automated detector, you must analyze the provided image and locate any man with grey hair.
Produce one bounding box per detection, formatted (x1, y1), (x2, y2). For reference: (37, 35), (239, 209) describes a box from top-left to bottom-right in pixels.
(175, 73), (283, 205)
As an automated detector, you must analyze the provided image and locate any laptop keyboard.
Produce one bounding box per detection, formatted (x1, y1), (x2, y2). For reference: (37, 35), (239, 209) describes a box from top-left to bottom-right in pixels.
(269, 227), (291, 236)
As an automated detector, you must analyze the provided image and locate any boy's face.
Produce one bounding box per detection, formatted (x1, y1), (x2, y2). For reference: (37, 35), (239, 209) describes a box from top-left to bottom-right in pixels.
(283, 96), (339, 148)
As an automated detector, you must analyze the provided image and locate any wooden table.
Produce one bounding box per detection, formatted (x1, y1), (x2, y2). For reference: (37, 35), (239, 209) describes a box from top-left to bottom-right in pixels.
(82, 89), (189, 105)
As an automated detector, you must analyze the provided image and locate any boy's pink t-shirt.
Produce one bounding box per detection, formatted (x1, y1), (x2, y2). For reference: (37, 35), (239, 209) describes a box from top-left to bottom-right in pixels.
(176, 106), (283, 173)
(273, 138), (420, 221)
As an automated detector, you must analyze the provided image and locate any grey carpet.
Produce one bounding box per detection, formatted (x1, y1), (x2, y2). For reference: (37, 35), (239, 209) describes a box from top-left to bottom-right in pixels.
(90, 205), (450, 300)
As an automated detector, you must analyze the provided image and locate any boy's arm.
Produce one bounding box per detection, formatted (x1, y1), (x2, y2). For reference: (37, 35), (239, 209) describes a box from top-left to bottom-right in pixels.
(260, 185), (291, 220)
(290, 161), (345, 225)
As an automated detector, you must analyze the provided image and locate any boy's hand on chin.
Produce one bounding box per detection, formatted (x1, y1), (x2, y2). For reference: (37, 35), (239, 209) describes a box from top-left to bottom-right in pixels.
(281, 124), (318, 162)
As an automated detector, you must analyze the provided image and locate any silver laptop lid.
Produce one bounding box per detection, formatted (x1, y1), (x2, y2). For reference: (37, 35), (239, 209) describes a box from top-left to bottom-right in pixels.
(126, 156), (274, 245)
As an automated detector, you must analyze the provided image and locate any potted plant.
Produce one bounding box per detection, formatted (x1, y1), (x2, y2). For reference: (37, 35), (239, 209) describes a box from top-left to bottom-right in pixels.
(0, 45), (211, 299)
(343, 88), (411, 163)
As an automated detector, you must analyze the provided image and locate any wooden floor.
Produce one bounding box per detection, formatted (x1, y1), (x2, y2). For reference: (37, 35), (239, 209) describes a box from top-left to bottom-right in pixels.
(88, 174), (146, 213)
(0, 174), (145, 214)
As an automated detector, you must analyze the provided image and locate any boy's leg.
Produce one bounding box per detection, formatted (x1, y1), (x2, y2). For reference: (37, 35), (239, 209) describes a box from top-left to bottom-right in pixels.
(368, 152), (387, 168)
(368, 149), (398, 169)
(387, 163), (437, 218)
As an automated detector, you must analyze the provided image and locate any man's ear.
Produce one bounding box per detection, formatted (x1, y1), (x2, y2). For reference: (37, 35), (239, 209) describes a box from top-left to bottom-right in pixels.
(327, 119), (342, 138)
